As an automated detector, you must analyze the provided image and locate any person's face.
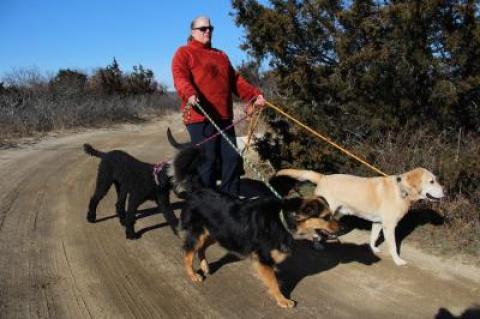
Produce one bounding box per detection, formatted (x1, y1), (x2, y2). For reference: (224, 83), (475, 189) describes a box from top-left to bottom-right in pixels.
(191, 18), (213, 44)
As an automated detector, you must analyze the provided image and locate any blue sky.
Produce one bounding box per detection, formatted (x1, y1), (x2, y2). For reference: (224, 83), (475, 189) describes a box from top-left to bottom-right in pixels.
(0, 0), (266, 88)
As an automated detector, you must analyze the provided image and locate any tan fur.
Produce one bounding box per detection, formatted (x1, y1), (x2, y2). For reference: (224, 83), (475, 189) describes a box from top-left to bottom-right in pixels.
(277, 167), (444, 266)
(270, 249), (288, 264)
(184, 230), (211, 282)
(298, 217), (339, 235)
(252, 257), (295, 308)
(198, 235), (216, 275)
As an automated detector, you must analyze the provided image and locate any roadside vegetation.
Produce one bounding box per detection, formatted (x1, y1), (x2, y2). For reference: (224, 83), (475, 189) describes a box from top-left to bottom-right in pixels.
(0, 59), (179, 144)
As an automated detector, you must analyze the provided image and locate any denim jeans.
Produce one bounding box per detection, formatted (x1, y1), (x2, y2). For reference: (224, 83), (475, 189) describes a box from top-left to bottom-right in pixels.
(186, 120), (240, 196)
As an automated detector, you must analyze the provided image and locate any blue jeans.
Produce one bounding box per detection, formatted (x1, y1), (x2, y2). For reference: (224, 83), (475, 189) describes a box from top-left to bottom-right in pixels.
(186, 120), (240, 196)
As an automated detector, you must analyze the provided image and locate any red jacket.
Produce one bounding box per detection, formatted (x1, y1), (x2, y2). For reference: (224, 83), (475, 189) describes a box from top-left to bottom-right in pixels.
(172, 39), (262, 124)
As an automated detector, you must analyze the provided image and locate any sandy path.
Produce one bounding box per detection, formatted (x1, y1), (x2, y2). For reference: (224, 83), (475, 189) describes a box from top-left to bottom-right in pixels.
(0, 113), (478, 318)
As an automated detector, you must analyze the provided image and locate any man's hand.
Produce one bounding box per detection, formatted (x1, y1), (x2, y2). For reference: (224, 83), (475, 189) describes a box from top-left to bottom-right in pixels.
(253, 94), (266, 108)
(246, 95), (266, 115)
(187, 95), (199, 106)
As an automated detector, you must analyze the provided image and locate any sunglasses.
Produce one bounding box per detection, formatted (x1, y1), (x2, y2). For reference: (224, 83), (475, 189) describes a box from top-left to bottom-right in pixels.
(193, 26), (214, 33)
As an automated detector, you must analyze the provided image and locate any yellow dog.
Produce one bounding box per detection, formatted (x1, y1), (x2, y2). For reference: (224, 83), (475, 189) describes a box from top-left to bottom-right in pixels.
(276, 168), (444, 265)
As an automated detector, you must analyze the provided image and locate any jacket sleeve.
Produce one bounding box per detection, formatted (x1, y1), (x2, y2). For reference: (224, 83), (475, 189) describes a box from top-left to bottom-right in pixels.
(171, 47), (198, 101)
(228, 59), (262, 102)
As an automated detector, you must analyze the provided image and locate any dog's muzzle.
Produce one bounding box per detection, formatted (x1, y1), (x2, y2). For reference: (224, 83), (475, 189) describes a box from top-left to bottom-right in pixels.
(426, 193), (443, 201)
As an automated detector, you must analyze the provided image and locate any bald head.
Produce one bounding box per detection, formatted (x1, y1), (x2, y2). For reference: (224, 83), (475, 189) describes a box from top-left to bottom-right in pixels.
(190, 15), (213, 45)
(191, 16), (210, 29)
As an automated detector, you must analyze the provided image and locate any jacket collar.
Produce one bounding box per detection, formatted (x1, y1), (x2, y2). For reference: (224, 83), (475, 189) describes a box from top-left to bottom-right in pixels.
(188, 39), (211, 49)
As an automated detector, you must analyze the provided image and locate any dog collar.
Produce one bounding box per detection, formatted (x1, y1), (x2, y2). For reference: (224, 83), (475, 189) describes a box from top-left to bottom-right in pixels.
(279, 209), (296, 236)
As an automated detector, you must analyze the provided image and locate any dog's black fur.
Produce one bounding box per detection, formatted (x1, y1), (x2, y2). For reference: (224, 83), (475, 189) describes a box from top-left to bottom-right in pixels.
(84, 144), (182, 239)
(173, 146), (339, 308)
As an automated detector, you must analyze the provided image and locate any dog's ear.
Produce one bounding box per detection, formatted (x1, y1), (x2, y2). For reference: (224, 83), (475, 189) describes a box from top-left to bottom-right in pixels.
(298, 198), (325, 218)
(283, 197), (310, 220)
(404, 168), (425, 197)
(313, 196), (334, 219)
(316, 196), (330, 210)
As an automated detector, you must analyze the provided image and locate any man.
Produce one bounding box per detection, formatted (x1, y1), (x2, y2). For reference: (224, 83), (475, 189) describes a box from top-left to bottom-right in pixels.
(172, 15), (265, 196)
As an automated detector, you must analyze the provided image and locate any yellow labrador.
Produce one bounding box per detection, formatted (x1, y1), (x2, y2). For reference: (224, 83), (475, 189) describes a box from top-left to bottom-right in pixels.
(276, 168), (444, 265)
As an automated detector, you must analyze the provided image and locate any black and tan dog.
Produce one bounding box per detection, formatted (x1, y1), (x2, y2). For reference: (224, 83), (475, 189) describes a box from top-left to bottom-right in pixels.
(83, 144), (198, 239)
(173, 147), (340, 308)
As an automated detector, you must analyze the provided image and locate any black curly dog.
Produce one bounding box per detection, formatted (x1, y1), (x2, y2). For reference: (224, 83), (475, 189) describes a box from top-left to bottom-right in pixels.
(83, 144), (188, 239)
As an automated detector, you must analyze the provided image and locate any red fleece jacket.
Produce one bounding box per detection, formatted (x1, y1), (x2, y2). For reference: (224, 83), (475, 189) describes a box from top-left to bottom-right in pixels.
(172, 40), (262, 124)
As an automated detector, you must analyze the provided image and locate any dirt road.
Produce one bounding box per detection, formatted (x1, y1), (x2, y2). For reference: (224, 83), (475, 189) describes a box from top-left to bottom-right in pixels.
(0, 114), (478, 318)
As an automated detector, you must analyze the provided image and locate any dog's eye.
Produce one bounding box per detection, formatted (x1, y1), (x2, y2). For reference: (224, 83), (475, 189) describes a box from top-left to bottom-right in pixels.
(430, 180), (434, 184)
(304, 207), (313, 215)
(320, 211), (331, 220)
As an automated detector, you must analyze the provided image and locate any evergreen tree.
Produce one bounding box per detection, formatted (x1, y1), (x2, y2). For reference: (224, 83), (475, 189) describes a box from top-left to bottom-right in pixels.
(125, 64), (157, 95)
(90, 58), (124, 95)
(231, 0), (479, 171)
(49, 69), (87, 96)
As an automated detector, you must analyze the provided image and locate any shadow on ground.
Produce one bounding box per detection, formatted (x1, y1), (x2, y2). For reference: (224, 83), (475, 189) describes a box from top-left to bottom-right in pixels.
(338, 207), (444, 253)
(201, 239), (381, 299)
(278, 240), (380, 297)
(435, 306), (480, 319)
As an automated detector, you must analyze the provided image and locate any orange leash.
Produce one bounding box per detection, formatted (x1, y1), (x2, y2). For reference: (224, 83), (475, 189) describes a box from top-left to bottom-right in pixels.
(265, 100), (388, 176)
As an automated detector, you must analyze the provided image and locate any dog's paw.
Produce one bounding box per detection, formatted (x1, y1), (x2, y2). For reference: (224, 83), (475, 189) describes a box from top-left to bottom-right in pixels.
(189, 273), (204, 283)
(170, 225), (180, 237)
(393, 258), (407, 266)
(370, 245), (381, 254)
(87, 214), (96, 223)
(199, 260), (210, 275)
(277, 298), (296, 309)
(126, 232), (139, 240)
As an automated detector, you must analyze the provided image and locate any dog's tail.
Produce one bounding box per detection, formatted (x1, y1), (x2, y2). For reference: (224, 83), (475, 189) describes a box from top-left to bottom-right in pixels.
(276, 168), (323, 185)
(83, 144), (105, 158)
(167, 128), (192, 150)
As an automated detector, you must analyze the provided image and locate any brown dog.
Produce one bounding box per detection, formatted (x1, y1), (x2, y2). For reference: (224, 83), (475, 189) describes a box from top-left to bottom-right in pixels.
(276, 168), (444, 265)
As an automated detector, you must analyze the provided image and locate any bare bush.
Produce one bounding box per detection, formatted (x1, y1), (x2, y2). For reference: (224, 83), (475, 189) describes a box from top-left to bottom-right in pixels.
(0, 66), (179, 143)
(2, 67), (47, 89)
